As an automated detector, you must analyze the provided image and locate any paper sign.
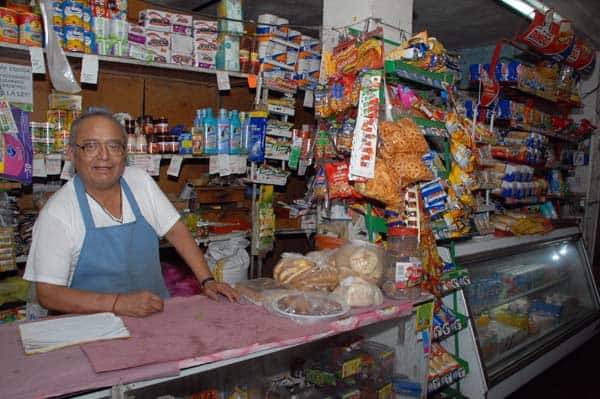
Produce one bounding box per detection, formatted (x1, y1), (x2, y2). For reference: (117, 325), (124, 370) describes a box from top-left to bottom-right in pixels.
(80, 55), (99, 84)
(29, 47), (46, 74)
(60, 160), (74, 180)
(149, 155), (161, 176)
(0, 63), (33, 109)
(32, 157), (47, 177)
(218, 153), (231, 176)
(216, 71), (231, 91)
(0, 98), (18, 133)
(45, 154), (62, 175)
(247, 74), (257, 89)
(229, 155), (247, 174)
(303, 90), (314, 108)
(209, 155), (218, 175)
(167, 155), (183, 177)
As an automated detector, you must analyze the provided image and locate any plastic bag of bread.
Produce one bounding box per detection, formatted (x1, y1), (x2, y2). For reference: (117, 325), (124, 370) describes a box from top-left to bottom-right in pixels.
(273, 253), (338, 292)
(333, 277), (384, 307)
(234, 278), (285, 305)
(306, 249), (338, 269)
(334, 241), (384, 286)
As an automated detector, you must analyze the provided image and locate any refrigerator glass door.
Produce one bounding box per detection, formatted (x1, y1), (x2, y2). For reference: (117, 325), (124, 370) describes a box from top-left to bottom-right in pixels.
(461, 235), (599, 383)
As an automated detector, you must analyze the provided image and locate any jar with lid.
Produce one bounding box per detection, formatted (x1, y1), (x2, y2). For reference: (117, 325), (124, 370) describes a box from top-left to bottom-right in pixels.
(168, 135), (179, 153)
(382, 227), (422, 299)
(135, 134), (148, 153)
(148, 134), (160, 154)
(143, 115), (154, 135)
(155, 117), (169, 134)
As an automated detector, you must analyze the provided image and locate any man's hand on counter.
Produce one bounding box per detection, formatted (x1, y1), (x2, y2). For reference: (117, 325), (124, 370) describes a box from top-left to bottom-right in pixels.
(114, 291), (164, 317)
(202, 280), (240, 302)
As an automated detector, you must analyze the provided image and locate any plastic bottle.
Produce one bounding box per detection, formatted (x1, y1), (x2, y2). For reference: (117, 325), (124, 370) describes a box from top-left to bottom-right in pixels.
(240, 111), (250, 154)
(192, 109), (205, 155)
(217, 108), (230, 154)
(229, 110), (242, 155)
(203, 108), (218, 155)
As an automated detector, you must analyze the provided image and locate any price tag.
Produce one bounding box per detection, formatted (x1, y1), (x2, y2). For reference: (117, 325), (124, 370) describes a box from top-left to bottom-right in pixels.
(341, 357), (362, 378)
(149, 155), (161, 176)
(229, 154), (247, 174)
(216, 71), (230, 91)
(45, 154), (62, 175)
(32, 157), (47, 177)
(218, 153), (231, 176)
(416, 301), (434, 333)
(80, 54), (99, 84)
(209, 155), (219, 174)
(167, 155), (183, 177)
(60, 160), (74, 180)
(0, 97), (18, 133)
(303, 89), (314, 108)
(29, 47), (46, 74)
(247, 74), (257, 89)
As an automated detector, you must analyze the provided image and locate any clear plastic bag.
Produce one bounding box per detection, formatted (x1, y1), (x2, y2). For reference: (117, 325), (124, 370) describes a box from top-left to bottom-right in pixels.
(264, 290), (350, 324)
(273, 252), (338, 292)
(234, 278), (285, 305)
(333, 276), (384, 307)
(334, 240), (385, 286)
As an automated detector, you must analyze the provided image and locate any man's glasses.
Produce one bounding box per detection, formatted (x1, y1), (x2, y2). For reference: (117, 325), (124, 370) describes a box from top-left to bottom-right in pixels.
(75, 141), (126, 157)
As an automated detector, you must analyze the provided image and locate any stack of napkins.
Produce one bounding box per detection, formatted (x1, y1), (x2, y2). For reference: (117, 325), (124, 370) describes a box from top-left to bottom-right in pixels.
(19, 312), (130, 354)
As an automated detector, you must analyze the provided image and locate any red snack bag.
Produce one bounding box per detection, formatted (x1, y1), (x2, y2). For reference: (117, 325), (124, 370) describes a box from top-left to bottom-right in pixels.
(566, 39), (596, 73)
(517, 10), (574, 57)
(325, 161), (355, 199)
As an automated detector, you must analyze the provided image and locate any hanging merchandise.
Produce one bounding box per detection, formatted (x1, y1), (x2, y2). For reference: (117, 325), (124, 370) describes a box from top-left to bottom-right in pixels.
(253, 184), (275, 255)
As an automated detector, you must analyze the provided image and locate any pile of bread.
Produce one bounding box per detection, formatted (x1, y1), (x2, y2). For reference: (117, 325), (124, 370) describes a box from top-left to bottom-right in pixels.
(272, 241), (385, 307)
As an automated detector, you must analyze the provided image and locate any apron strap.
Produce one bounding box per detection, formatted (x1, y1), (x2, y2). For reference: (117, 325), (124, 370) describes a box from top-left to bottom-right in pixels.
(120, 178), (143, 219)
(74, 175), (96, 231)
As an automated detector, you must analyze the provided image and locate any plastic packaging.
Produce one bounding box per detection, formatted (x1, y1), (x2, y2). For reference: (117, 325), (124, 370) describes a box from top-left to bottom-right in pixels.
(229, 109), (242, 155)
(217, 108), (230, 154)
(248, 111), (267, 162)
(264, 291), (350, 324)
(203, 108), (218, 155)
(334, 241), (384, 286)
(333, 276), (384, 307)
(40, 0), (82, 93)
(205, 237), (250, 285)
(234, 278), (285, 305)
(382, 227), (422, 299)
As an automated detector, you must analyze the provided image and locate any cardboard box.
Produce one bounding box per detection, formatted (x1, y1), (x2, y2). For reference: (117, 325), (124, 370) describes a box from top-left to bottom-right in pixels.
(128, 23), (145, 45)
(194, 49), (217, 69)
(147, 47), (170, 64)
(170, 52), (194, 66)
(193, 19), (218, 33)
(193, 32), (218, 51)
(139, 9), (172, 32)
(146, 30), (170, 49)
(171, 33), (193, 54)
(170, 13), (193, 27)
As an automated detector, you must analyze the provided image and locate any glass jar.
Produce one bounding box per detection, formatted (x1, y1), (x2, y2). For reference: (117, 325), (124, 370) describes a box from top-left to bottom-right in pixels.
(135, 134), (147, 153)
(143, 115), (154, 135)
(168, 135), (179, 153)
(382, 227), (422, 299)
(148, 134), (160, 154)
(155, 117), (169, 134)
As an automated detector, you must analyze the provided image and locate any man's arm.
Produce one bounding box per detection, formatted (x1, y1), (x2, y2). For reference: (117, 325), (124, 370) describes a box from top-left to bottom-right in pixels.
(164, 220), (239, 301)
(36, 283), (164, 317)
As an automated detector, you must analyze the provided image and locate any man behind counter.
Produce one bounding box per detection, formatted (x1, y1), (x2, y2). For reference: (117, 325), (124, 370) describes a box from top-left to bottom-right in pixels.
(23, 110), (239, 318)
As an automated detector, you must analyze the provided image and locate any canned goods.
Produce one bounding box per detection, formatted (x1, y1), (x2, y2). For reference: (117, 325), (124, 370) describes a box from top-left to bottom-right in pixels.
(0, 7), (18, 44)
(62, 0), (84, 27)
(18, 12), (43, 47)
(63, 25), (84, 52)
(30, 122), (56, 155)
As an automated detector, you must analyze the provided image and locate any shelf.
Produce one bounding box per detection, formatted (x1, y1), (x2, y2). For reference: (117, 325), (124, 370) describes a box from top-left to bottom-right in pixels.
(471, 276), (569, 315)
(275, 228), (316, 236)
(385, 60), (456, 90)
(0, 42), (249, 79)
(267, 104), (295, 117)
(427, 356), (469, 394)
(432, 311), (469, 341)
(161, 231), (250, 248)
(412, 117), (449, 138)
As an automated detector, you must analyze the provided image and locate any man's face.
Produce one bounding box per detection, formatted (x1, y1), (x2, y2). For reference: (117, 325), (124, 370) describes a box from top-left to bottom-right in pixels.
(67, 116), (126, 191)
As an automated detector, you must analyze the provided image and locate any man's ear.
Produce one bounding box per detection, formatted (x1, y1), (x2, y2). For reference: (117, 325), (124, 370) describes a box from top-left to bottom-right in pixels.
(66, 145), (75, 162)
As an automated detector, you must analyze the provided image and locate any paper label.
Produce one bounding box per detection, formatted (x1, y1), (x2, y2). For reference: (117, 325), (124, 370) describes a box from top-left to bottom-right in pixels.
(167, 155), (183, 177)
(247, 74), (257, 88)
(229, 154), (247, 174)
(208, 155), (219, 174)
(29, 47), (46, 74)
(216, 70), (231, 91)
(60, 160), (74, 180)
(149, 155), (161, 176)
(32, 157), (47, 177)
(0, 63), (33, 109)
(303, 89), (314, 108)
(45, 154), (62, 175)
(341, 357), (362, 378)
(80, 55), (99, 84)
(218, 153), (231, 176)
(349, 71), (381, 179)
(0, 97), (18, 133)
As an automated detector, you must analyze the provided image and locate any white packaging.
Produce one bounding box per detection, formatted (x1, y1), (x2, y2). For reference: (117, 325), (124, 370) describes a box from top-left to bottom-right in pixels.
(216, 33), (240, 72)
(170, 52), (194, 66)
(193, 19), (218, 33)
(170, 13), (192, 27)
(256, 13), (277, 35)
(171, 33), (193, 54)
(194, 49), (217, 68)
(139, 9), (172, 32)
(128, 23), (145, 45)
(147, 47), (170, 64)
(110, 18), (128, 42)
(193, 32), (218, 52)
(146, 30), (170, 49)
(93, 16), (110, 39)
(217, 0), (243, 34)
(129, 43), (151, 62)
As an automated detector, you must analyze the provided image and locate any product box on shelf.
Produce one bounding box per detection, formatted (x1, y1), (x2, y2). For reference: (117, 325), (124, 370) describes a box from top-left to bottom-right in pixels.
(147, 47), (170, 64)
(128, 23), (145, 45)
(170, 13), (192, 36)
(170, 52), (194, 66)
(194, 50), (217, 69)
(193, 19), (218, 33)
(48, 93), (82, 111)
(139, 9), (171, 32)
(171, 33), (193, 54)
(216, 33), (240, 71)
(217, 0), (243, 35)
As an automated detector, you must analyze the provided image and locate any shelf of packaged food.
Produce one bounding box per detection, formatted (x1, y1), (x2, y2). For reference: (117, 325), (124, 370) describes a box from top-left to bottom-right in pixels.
(427, 356), (469, 394)
(385, 60), (456, 90)
(266, 130), (293, 139)
(471, 276), (569, 315)
(547, 193), (586, 201)
(412, 117), (449, 138)
(267, 104), (295, 117)
(265, 153), (290, 161)
(507, 123), (580, 144)
(432, 310), (469, 342)
(264, 81), (297, 95)
(0, 42), (250, 79)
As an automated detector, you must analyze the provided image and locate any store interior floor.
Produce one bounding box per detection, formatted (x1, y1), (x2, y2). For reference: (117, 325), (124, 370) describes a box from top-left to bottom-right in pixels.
(507, 332), (600, 398)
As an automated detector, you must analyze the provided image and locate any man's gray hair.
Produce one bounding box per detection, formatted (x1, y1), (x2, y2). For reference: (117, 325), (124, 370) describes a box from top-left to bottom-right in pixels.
(70, 108), (127, 146)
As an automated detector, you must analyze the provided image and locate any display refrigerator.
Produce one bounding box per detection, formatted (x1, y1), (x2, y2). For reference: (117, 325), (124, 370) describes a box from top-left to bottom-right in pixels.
(447, 227), (600, 399)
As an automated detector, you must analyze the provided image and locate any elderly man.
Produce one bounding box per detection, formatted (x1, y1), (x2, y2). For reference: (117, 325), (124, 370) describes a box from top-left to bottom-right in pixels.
(24, 110), (238, 318)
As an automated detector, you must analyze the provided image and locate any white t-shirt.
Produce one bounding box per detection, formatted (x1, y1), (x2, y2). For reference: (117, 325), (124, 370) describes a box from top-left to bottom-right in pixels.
(23, 166), (180, 287)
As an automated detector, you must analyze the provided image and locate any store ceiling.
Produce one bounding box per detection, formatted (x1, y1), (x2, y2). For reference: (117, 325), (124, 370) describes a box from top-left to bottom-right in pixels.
(149, 0), (600, 50)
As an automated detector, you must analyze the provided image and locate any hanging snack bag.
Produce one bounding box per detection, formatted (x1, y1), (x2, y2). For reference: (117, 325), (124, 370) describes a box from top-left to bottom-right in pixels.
(517, 10), (575, 58)
(324, 161), (355, 200)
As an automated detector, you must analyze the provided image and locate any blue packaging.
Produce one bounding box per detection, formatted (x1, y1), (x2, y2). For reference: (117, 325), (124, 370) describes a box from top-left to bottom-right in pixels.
(203, 108), (218, 155)
(229, 109), (242, 155)
(248, 112), (267, 162)
(179, 133), (193, 155)
(217, 108), (230, 155)
(240, 111), (250, 154)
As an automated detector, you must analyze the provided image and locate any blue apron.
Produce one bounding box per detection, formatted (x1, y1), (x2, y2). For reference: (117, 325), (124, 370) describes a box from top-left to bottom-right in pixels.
(69, 174), (169, 298)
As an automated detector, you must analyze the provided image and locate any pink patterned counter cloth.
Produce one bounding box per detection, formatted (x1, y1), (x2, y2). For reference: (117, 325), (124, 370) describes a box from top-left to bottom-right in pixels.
(0, 295), (413, 398)
(82, 296), (413, 372)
